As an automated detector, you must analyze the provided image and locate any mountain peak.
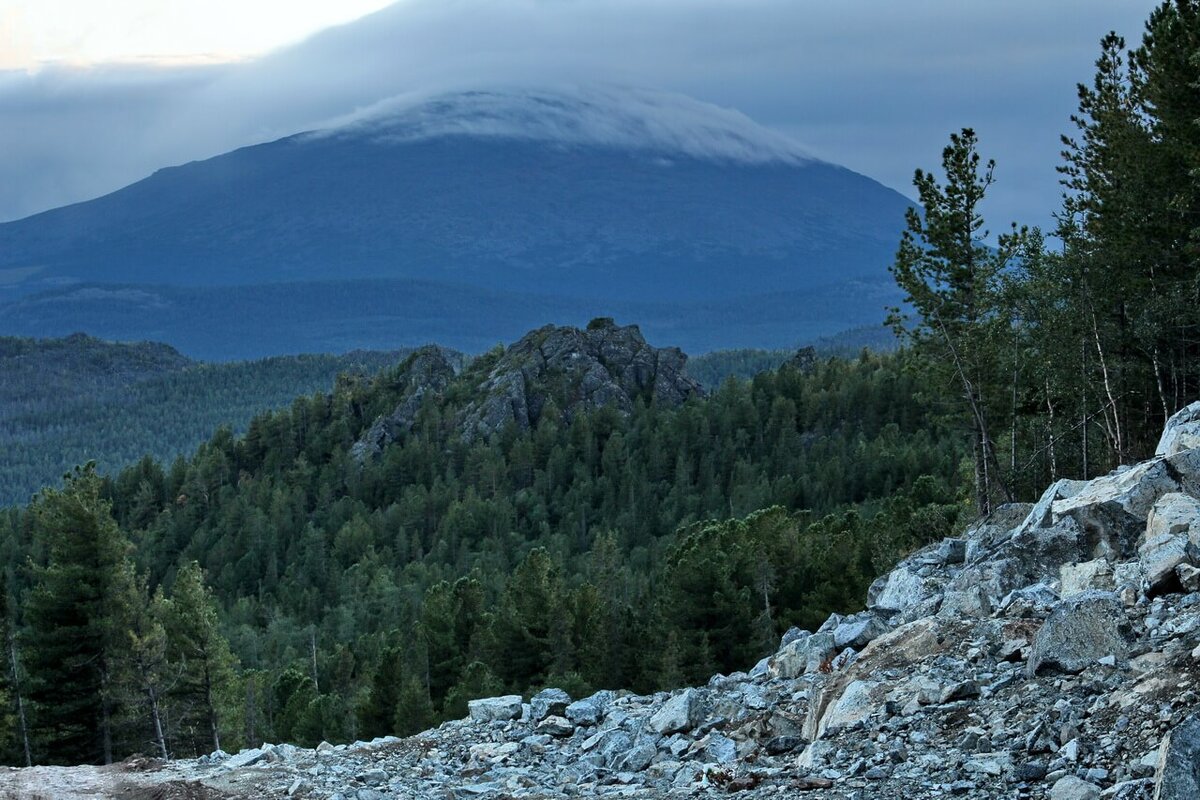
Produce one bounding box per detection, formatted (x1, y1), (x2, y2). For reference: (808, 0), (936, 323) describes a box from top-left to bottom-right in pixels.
(315, 85), (816, 165)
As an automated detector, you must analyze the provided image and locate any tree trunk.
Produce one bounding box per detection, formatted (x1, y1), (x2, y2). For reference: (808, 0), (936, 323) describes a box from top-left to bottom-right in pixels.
(204, 660), (221, 754)
(100, 667), (113, 765)
(8, 634), (31, 767)
(148, 684), (168, 760)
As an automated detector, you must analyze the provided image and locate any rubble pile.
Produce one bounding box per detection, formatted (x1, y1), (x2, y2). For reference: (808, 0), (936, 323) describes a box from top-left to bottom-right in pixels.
(32, 403), (1200, 799)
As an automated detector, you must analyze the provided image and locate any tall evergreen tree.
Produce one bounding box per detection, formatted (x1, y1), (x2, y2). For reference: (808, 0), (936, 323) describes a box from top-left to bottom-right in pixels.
(890, 128), (1026, 514)
(23, 465), (139, 765)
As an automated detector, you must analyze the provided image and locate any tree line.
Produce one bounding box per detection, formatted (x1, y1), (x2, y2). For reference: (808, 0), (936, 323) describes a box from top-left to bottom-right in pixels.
(891, 0), (1200, 514)
(0, 348), (962, 764)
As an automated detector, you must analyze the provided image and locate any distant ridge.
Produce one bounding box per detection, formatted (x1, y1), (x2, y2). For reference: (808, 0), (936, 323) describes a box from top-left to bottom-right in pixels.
(0, 86), (911, 355)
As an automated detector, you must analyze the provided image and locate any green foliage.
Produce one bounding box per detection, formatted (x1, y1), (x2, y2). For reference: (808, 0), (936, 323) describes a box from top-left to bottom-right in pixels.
(22, 465), (139, 764)
(0, 340), (414, 508)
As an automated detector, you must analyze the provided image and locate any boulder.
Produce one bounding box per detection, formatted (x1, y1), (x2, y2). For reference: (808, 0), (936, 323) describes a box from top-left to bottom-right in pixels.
(1027, 591), (1127, 675)
(1139, 533), (1192, 594)
(815, 679), (885, 737)
(1157, 401), (1200, 457)
(832, 615), (889, 650)
(1147, 493), (1200, 541)
(1155, 713), (1200, 800)
(530, 688), (571, 722)
(535, 715), (574, 737)
(648, 688), (706, 735)
(770, 632), (836, 678)
(1050, 452), (1200, 559)
(1049, 776), (1101, 800)
(1061, 560), (1115, 597)
(871, 566), (937, 614)
(468, 695), (523, 723)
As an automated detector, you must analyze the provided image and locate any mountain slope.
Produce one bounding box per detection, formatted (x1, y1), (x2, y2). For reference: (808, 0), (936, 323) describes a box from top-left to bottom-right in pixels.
(0, 88), (911, 356)
(0, 88), (910, 303)
(0, 335), (423, 506)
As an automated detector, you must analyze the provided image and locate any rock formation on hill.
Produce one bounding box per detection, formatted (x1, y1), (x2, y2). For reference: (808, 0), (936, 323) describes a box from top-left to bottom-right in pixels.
(16, 404), (1200, 799)
(458, 319), (703, 441)
(353, 320), (704, 459)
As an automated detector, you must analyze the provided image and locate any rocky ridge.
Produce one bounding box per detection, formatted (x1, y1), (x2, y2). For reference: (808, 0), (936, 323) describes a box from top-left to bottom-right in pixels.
(353, 319), (703, 458)
(15, 404), (1200, 799)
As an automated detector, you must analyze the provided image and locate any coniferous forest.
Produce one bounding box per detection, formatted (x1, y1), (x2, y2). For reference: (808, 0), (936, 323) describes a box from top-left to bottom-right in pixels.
(0, 0), (1199, 770)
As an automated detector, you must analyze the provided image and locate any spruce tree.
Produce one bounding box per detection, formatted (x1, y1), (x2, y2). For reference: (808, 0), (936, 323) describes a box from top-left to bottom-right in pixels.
(23, 465), (138, 765)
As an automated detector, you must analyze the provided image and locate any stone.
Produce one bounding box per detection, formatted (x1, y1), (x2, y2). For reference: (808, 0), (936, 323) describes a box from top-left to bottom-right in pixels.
(1028, 591), (1128, 675)
(702, 732), (737, 764)
(764, 735), (803, 755)
(1147, 492), (1200, 540)
(871, 566), (936, 614)
(1178, 563), (1200, 593)
(1157, 401), (1200, 457)
(771, 632), (836, 678)
(535, 715), (574, 737)
(1051, 455), (1200, 559)
(225, 747), (270, 769)
(1049, 776), (1100, 800)
(359, 768), (388, 786)
(648, 688), (706, 735)
(832, 615), (889, 650)
(1139, 532), (1191, 594)
(936, 537), (968, 564)
(611, 743), (655, 772)
(530, 688), (571, 722)
(565, 700), (602, 727)
(1060, 560), (1115, 597)
(1155, 713), (1200, 800)
(468, 695), (523, 723)
(458, 321), (703, 442)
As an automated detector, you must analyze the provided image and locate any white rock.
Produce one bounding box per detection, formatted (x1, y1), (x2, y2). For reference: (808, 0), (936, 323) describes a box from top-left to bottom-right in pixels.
(1157, 401), (1200, 456)
(468, 695), (523, 723)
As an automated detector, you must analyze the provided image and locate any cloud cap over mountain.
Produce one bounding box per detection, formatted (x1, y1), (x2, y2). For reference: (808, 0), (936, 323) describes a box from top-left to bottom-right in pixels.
(0, 0), (1154, 226)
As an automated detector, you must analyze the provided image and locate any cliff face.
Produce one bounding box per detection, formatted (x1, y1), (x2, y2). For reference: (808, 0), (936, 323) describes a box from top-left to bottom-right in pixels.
(21, 407), (1200, 799)
(458, 319), (703, 441)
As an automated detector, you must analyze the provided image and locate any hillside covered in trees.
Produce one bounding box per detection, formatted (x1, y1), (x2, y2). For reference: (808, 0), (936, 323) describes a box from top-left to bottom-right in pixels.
(0, 336), (421, 507)
(1, 0), (1198, 775)
(0, 326), (967, 765)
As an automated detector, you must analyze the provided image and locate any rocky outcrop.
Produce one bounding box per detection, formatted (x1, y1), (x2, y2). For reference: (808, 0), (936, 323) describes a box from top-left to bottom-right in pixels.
(349, 346), (458, 461)
(20, 407), (1200, 799)
(350, 322), (702, 456)
(458, 319), (703, 441)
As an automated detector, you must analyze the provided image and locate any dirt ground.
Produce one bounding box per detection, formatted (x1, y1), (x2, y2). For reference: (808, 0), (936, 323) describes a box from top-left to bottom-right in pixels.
(0, 759), (236, 800)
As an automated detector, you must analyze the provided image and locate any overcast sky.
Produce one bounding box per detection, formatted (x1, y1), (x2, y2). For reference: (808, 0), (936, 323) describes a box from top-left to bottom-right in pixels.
(0, 0), (1157, 228)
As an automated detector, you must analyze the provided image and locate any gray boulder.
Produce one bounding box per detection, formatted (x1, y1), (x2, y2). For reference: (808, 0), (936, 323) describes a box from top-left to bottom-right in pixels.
(871, 566), (937, 614)
(1158, 401), (1200, 457)
(530, 688), (571, 722)
(468, 695), (523, 723)
(1050, 776), (1101, 800)
(1028, 591), (1128, 675)
(1060, 559), (1114, 597)
(1156, 714), (1200, 800)
(832, 615), (889, 650)
(648, 688), (706, 735)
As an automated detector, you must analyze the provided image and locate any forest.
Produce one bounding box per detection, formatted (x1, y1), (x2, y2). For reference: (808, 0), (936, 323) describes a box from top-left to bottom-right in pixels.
(0, 0), (1197, 769)
(0, 338), (415, 507)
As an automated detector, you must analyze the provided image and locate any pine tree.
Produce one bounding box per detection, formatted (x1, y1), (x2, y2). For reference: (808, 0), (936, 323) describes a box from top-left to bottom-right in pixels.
(161, 561), (238, 756)
(23, 465), (138, 765)
(889, 129), (1026, 514)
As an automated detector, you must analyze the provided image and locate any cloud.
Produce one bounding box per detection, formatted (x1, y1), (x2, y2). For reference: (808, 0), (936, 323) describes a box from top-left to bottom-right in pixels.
(316, 85), (815, 164)
(0, 0), (1158, 228)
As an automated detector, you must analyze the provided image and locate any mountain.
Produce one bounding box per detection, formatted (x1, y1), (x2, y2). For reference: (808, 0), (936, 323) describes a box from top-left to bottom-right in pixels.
(0, 87), (911, 358)
(0, 334), (425, 507)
